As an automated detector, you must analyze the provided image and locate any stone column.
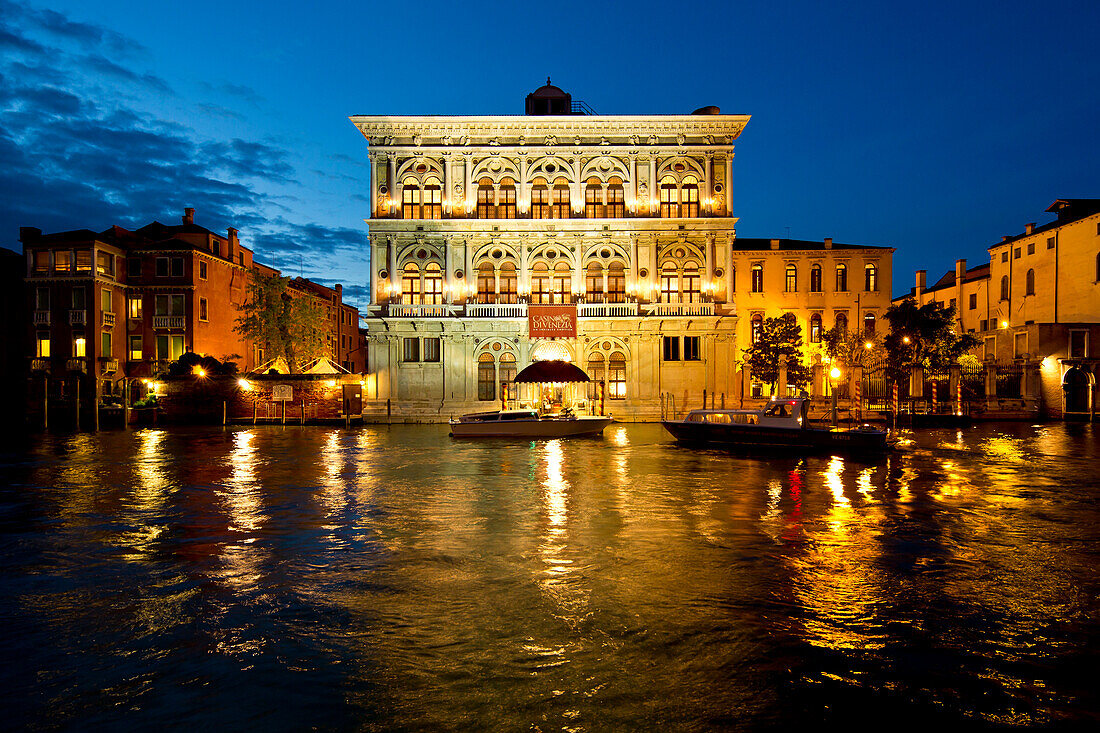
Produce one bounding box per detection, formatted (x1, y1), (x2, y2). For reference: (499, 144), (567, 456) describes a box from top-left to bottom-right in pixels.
(518, 156), (528, 214)
(725, 234), (735, 305)
(442, 154), (451, 215)
(812, 362), (823, 397)
(649, 155), (657, 212)
(369, 154), (378, 217)
(463, 155), (471, 218)
(704, 153), (713, 213)
(444, 242), (453, 304)
(778, 355), (788, 398)
(387, 237), (397, 302)
(630, 155), (638, 213)
(630, 235), (639, 296)
(724, 155), (734, 216)
(463, 239), (472, 302)
(705, 233), (715, 296)
(949, 365), (961, 414)
(387, 156), (396, 216)
(519, 244), (529, 298)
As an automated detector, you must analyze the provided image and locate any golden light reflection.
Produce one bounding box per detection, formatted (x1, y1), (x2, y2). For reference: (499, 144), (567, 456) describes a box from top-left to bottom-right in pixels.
(118, 429), (170, 560)
(537, 439), (591, 630)
(824, 456), (851, 509)
(224, 430), (262, 532)
(319, 431), (349, 527)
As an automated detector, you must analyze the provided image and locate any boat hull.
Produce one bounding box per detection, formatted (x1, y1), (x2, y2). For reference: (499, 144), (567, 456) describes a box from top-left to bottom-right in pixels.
(662, 420), (889, 453)
(450, 416), (613, 438)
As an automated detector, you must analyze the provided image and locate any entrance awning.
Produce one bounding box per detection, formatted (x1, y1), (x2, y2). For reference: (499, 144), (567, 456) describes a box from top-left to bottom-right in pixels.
(514, 359), (591, 384)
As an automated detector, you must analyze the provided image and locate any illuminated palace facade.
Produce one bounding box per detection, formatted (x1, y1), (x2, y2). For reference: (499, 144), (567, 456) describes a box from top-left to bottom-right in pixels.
(351, 84), (892, 420)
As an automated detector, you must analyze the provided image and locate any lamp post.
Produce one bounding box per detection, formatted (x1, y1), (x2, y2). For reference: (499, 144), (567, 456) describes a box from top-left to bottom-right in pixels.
(830, 366), (841, 426)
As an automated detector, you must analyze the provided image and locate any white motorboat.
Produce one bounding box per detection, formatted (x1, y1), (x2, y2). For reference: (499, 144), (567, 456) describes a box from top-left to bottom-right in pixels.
(449, 409), (613, 438)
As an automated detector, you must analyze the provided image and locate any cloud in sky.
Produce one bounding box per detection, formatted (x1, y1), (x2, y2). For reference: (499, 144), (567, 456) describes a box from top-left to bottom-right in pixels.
(0, 0), (365, 282)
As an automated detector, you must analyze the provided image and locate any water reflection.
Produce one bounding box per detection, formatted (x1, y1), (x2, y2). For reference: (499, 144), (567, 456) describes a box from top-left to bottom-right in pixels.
(3, 422), (1099, 729)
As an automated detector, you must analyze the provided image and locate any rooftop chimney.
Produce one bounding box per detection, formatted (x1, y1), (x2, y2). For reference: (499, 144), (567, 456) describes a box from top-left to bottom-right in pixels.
(19, 227), (41, 243)
(1025, 222), (1035, 235)
(1001, 235), (1011, 242)
(183, 207), (195, 225)
(915, 270), (926, 297)
(227, 228), (238, 262)
(824, 237), (833, 250)
(956, 258), (966, 284)
(770, 238), (780, 250)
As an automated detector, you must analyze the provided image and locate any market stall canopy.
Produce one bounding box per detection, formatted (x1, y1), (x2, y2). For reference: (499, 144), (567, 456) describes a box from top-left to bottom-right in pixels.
(514, 360), (590, 384)
(253, 356), (292, 375)
(302, 357), (349, 375)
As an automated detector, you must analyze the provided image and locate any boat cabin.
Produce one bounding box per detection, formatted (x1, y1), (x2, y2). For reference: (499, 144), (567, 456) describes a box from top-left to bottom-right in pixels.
(456, 409), (540, 423)
(683, 398), (810, 430)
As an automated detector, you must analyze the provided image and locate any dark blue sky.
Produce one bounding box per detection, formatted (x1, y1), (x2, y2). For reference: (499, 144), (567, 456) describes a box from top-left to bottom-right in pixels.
(2, 0), (1096, 306)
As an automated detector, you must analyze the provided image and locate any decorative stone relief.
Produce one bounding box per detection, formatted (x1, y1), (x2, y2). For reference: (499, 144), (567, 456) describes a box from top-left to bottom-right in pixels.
(648, 135), (658, 145)
(629, 134), (638, 145)
(676, 133), (686, 145)
(518, 135), (526, 146)
(441, 135), (452, 146)
(544, 134), (557, 146)
(413, 133), (422, 147)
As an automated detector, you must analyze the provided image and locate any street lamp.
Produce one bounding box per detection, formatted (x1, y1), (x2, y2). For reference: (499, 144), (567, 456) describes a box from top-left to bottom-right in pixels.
(830, 366), (842, 426)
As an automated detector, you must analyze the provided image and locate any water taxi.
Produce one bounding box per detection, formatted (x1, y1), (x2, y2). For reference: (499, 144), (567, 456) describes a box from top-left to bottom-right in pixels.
(662, 397), (890, 453)
(449, 409), (613, 438)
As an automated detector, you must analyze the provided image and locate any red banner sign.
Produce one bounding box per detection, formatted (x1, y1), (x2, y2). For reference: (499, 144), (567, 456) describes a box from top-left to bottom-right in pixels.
(528, 305), (577, 338)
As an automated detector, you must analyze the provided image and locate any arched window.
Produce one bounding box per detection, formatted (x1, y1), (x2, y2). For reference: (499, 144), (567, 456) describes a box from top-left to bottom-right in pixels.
(810, 313), (822, 343)
(810, 264), (822, 293)
(1025, 268), (1035, 296)
(499, 262), (517, 303)
(606, 177), (625, 217)
(477, 262), (495, 302)
(476, 178), (495, 219)
(499, 352), (517, 399)
(785, 264), (797, 293)
(608, 351), (626, 399)
(552, 178), (570, 218)
(660, 262), (678, 302)
(751, 313), (763, 343)
(477, 352), (496, 401)
(659, 176), (678, 218)
(864, 264), (878, 292)
(497, 177), (516, 219)
(530, 177), (550, 219)
(402, 263), (420, 304)
(1000, 275), (1009, 300)
(680, 175), (700, 217)
(531, 262), (551, 304)
(751, 263), (764, 293)
(864, 312), (876, 337)
(423, 263), (443, 305)
(836, 312), (848, 334)
(587, 353), (605, 400)
(553, 262), (572, 303)
(401, 178), (421, 219)
(836, 263), (848, 292)
(607, 261), (626, 303)
(422, 177), (442, 219)
(682, 261), (700, 302)
(585, 177), (604, 218)
(586, 262), (604, 300)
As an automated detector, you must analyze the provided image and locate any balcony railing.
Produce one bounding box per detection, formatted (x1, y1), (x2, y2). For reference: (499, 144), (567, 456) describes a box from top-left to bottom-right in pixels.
(153, 315), (185, 329)
(641, 302), (716, 317)
(33, 310), (50, 325)
(69, 309), (86, 325)
(465, 302), (527, 318)
(101, 311), (115, 327)
(577, 302), (639, 318)
(385, 304), (460, 318)
(31, 358), (51, 371)
(67, 358), (87, 373)
(99, 357), (119, 373)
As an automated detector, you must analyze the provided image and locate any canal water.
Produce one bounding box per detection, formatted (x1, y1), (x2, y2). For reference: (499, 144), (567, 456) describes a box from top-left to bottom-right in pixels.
(2, 422), (1099, 730)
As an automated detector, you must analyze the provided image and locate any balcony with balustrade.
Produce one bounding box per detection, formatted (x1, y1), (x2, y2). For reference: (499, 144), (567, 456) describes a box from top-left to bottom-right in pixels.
(67, 358), (87, 373)
(153, 315), (186, 329)
(465, 302), (527, 318)
(31, 358), (51, 371)
(99, 357), (119, 373)
(577, 302), (639, 318)
(101, 311), (115, 327)
(383, 303), (461, 318)
(33, 310), (50, 325)
(69, 310), (86, 325)
(641, 302), (716, 317)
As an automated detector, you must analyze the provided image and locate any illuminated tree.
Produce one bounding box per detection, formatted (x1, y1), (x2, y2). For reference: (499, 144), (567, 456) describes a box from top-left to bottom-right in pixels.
(742, 312), (810, 392)
(235, 273), (327, 372)
(884, 298), (979, 377)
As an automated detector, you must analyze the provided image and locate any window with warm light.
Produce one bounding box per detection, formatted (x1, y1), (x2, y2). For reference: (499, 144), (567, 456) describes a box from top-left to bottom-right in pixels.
(499, 263), (517, 304)
(660, 263), (678, 302)
(682, 262), (700, 303)
(402, 179), (421, 219)
(497, 178), (516, 219)
(36, 333), (50, 357)
(864, 312), (876, 337)
(477, 262), (496, 302)
(785, 264), (797, 293)
(423, 263), (443, 305)
(751, 314), (763, 343)
(659, 176), (678, 218)
(586, 262), (604, 300)
(810, 264), (822, 292)
(402, 263), (420, 304)
(585, 178), (603, 218)
(607, 262), (625, 303)
(551, 179), (570, 218)
(810, 313), (822, 343)
(129, 335), (142, 361)
(73, 336), (86, 358)
(54, 250), (71, 273)
(864, 264), (877, 292)
(608, 351), (626, 399)
(606, 178), (625, 217)
(531, 263), (551, 304)
(499, 353), (516, 394)
(680, 176), (699, 217)
(552, 262), (572, 304)
(751, 263), (764, 293)
(531, 178), (550, 218)
(836, 312), (848, 333)
(423, 178), (442, 218)
(587, 355), (605, 400)
(476, 178), (495, 219)
(477, 352), (495, 400)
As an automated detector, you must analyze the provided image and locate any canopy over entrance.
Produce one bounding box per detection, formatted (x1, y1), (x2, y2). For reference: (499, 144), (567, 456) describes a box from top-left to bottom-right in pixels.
(514, 359), (590, 384)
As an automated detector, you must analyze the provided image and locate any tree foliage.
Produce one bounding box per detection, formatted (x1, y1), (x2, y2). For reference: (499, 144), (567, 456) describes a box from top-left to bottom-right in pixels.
(235, 273), (328, 372)
(884, 298), (980, 378)
(742, 312), (811, 391)
(822, 327), (886, 369)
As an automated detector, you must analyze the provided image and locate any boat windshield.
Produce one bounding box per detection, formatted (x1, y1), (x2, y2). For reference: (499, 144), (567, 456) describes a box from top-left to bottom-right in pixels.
(499, 411), (538, 421)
